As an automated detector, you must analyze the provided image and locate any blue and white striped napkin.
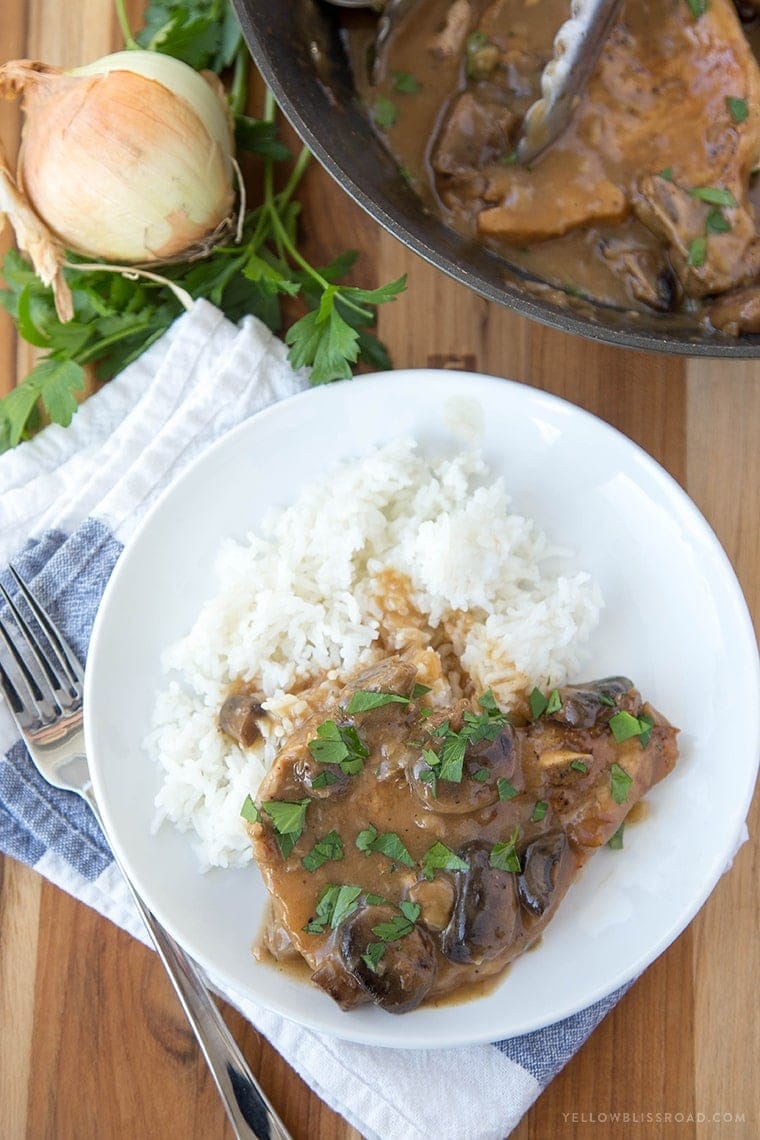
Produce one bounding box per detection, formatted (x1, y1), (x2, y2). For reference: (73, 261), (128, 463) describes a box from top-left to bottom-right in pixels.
(0, 300), (627, 1140)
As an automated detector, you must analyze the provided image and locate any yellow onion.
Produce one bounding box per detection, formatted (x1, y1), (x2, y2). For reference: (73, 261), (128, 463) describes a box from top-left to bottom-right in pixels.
(0, 50), (236, 319)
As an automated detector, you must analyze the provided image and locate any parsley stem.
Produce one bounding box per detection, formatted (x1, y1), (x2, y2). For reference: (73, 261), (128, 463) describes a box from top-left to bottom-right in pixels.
(114, 0), (139, 51)
(229, 44), (249, 118)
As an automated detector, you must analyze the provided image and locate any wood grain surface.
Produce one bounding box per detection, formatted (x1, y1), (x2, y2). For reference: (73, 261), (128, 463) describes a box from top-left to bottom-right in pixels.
(1, 3), (758, 1139)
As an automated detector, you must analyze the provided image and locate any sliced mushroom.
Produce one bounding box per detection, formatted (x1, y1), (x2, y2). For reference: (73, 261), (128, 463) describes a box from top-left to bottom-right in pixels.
(338, 905), (439, 1014)
(218, 692), (264, 747)
(409, 725), (522, 814)
(550, 677), (635, 729)
(517, 831), (570, 918)
(440, 842), (521, 965)
(292, 753), (351, 799)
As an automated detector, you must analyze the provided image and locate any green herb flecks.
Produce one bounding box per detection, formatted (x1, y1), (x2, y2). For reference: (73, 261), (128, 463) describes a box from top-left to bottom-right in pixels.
(427, 691), (507, 784)
(689, 186), (738, 208)
(308, 719), (369, 776)
(422, 841), (469, 881)
(528, 687), (562, 720)
(240, 794), (259, 823)
(658, 166), (674, 181)
(346, 690), (411, 714)
(609, 762), (633, 805)
(727, 96), (749, 124)
(609, 710), (655, 747)
(303, 883), (363, 934)
(391, 71), (420, 94)
(706, 208), (732, 235)
(497, 778), (519, 801)
(687, 237), (708, 268)
(607, 822), (625, 849)
(355, 825), (414, 868)
(685, 0), (709, 17)
(260, 798), (310, 858)
(301, 829), (344, 873)
(489, 828), (521, 873)
(569, 759), (589, 774)
(361, 901), (421, 973)
(373, 96), (398, 128)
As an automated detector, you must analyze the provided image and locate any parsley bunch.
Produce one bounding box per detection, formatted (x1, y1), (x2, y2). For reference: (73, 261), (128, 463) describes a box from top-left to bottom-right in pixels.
(0, 0), (405, 451)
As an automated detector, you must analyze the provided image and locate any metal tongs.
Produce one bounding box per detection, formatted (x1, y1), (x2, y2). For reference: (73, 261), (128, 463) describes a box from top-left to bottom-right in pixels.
(516, 0), (624, 164)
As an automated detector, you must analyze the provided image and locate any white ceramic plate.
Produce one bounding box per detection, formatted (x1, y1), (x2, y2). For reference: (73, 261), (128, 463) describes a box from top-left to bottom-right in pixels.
(86, 370), (759, 1049)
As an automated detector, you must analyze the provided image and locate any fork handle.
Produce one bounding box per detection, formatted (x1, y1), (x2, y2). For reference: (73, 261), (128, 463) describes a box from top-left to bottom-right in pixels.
(84, 791), (292, 1140)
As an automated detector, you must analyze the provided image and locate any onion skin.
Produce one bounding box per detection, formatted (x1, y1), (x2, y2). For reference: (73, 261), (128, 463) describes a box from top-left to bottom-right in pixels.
(0, 52), (236, 319)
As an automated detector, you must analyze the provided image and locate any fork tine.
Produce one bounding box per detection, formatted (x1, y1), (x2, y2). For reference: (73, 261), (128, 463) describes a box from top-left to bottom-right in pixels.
(0, 586), (68, 712)
(0, 611), (48, 719)
(8, 565), (83, 686)
(0, 655), (26, 716)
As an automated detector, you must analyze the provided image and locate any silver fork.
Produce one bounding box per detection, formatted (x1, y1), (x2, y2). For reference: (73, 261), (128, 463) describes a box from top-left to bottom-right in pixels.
(0, 566), (292, 1140)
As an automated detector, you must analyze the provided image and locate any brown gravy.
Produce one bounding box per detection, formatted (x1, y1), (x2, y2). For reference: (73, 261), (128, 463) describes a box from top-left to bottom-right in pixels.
(346, 0), (760, 333)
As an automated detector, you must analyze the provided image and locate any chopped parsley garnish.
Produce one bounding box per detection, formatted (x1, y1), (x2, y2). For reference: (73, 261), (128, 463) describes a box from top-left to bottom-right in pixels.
(392, 70), (420, 94)
(471, 767), (490, 783)
(303, 883), (362, 934)
(347, 689), (411, 714)
(689, 185), (738, 208)
(260, 798), (310, 859)
(529, 687), (562, 719)
(658, 166), (674, 181)
(427, 691), (507, 784)
(422, 841), (469, 881)
(570, 759), (589, 774)
(531, 800), (549, 822)
(355, 825), (414, 868)
(311, 770), (339, 789)
(598, 692), (617, 707)
(727, 96), (749, 124)
(609, 762), (633, 805)
(489, 828), (521, 873)
(361, 941), (387, 973)
(301, 830), (344, 873)
(240, 794), (259, 823)
(371, 906), (420, 942)
(373, 96), (398, 129)
(685, 0), (709, 17)
(308, 719), (369, 775)
(706, 208), (731, 235)
(497, 778), (519, 801)
(687, 237), (707, 268)
(502, 150), (519, 166)
(361, 901), (421, 973)
(607, 822), (625, 849)
(609, 710), (655, 747)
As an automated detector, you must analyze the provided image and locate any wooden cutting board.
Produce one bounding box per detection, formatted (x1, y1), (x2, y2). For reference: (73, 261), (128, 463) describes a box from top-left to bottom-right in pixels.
(0, 2), (758, 1137)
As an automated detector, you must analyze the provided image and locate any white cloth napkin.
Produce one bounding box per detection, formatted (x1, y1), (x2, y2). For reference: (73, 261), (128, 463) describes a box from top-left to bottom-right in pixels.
(0, 301), (630, 1140)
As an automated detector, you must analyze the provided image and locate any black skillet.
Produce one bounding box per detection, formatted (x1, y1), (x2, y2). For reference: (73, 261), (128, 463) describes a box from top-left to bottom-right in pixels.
(231, 0), (760, 357)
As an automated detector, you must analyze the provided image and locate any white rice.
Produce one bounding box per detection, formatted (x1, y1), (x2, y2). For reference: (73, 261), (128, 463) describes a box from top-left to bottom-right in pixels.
(147, 438), (603, 868)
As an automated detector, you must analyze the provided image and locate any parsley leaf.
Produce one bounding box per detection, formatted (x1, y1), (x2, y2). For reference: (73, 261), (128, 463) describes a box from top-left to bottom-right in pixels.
(531, 800), (549, 822)
(497, 778), (519, 801)
(303, 883), (363, 934)
(355, 826), (414, 868)
(689, 186), (738, 208)
(308, 719), (369, 775)
(260, 798), (310, 858)
(727, 96), (749, 124)
(422, 841), (469, 881)
(240, 794), (259, 823)
(609, 710), (654, 747)
(391, 70), (420, 94)
(346, 690), (411, 714)
(607, 822), (625, 849)
(301, 830), (344, 873)
(609, 762), (633, 804)
(489, 828), (521, 873)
